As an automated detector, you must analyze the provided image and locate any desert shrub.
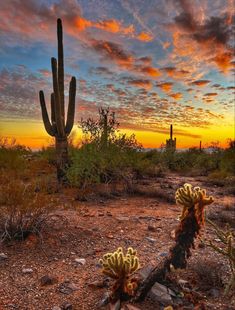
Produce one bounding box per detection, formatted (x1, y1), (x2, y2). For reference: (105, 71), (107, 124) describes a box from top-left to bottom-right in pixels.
(191, 259), (224, 290)
(0, 137), (30, 172)
(67, 108), (156, 188)
(67, 142), (145, 188)
(205, 219), (235, 294)
(220, 144), (235, 175)
(0, 176), (52, 242)
(38, 145), (57, 165)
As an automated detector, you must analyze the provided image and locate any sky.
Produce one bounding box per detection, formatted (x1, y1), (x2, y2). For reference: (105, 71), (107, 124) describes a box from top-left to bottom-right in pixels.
(0, 0), (234, 149)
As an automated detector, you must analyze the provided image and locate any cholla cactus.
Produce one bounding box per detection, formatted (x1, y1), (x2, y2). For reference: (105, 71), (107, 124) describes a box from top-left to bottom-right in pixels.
(176, 183), (214, 224)
(100, 247), (140, 296)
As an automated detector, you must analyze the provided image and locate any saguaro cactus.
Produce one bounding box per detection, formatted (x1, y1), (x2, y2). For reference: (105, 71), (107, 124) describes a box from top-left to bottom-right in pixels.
(39, 18), (76, 182)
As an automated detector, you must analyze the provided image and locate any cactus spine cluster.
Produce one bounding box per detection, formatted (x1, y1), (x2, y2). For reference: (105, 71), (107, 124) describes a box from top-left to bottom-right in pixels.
(39, 18), (76, 182)
(100, 247), (140, 297)
(176, 183), (214, 224)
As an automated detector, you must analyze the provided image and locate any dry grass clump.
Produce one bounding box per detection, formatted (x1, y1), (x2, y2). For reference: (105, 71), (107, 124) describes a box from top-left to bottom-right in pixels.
(0, 176), (53, 242)
(191, 258), (224, 290)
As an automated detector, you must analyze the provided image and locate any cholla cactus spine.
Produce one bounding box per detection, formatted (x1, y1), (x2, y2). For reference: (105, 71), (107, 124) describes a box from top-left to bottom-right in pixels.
(100, 247), (140, 296)
(175, 183), (214, 223)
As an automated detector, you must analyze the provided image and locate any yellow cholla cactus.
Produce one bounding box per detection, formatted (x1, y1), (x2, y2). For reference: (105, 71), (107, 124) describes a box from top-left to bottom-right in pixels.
(175, 183), (214, 222)
(99, 247), (140, 295)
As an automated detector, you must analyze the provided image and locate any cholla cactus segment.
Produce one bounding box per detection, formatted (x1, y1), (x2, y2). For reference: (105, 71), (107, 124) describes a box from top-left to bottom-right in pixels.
(100, 247), (140, 296)
(175, 183), (214, 221)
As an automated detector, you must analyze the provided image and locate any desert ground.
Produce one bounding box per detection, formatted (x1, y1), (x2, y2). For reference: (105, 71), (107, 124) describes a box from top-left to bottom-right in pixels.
(0, 157), (234, 310)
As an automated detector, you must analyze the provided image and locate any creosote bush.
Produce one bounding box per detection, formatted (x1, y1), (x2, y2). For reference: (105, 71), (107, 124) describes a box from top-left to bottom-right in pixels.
(0, 177), (52, 242)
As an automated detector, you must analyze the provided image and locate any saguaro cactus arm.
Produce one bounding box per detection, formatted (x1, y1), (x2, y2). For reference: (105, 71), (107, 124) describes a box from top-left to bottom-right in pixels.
(39, 90), (55, 136)
(65, 76), (76, 134)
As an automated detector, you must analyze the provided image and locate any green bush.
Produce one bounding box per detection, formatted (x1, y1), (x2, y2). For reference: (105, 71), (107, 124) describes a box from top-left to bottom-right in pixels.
(0, 137), (29, 172)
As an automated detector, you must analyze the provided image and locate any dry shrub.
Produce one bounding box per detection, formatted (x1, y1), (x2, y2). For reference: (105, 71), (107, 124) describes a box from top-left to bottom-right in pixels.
(0, 176), (53, 242)
(128, 184), (174, 203)
(191, 259), (224, 290)
(207, 210), (235, 229)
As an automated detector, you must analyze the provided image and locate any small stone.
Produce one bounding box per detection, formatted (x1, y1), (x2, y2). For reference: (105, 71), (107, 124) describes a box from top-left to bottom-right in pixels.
(98, 212), (104, 217)
(146, 237), (157, 243)
(209, 288), (220, 298)
(178, 279), (188, 286)
(159, 252), (168, 257)
(40, 275), (57, 286)
(74, 258), (86, 265)
(0, 253), (8, 260)
(58, 281), (79, 295)
(107, 234), (114, 239)
(116, 216), (129, 222)
(52, 307), (61, 310)
(22, 268), (33, 274)
(61, 302), (72, 310)
(148, 224), (157, 232)
(170, 229), (176, 239)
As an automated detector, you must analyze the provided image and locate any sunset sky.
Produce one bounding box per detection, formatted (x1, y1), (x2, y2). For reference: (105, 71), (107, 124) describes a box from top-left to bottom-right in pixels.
(0, 0), (234, 149)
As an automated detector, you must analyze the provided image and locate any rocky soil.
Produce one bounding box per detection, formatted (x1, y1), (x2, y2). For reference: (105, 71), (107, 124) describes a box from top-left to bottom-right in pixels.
(0, 174), (234, 310)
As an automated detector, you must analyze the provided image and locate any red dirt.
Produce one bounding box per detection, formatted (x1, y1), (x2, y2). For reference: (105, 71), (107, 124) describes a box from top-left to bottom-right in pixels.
(0, 174), (234, 310)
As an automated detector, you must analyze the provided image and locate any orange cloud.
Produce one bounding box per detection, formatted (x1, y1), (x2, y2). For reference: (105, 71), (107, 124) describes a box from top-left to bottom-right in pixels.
(128, 79), (152, 90)
(140, 66), (161, 77)
(137, 32), (153, 42)
(157, 82), (173, 92)
(213, 51), (234, 72)
(204, 93), (218, 97)
(74, 17), (92, 31)
(169, 92), (182, 100)
(191, 80), (211, 86)
(95, 19), (134, 35)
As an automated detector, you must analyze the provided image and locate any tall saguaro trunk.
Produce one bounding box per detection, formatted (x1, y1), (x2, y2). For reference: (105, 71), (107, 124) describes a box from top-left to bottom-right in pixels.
(39, 19), (76, 183)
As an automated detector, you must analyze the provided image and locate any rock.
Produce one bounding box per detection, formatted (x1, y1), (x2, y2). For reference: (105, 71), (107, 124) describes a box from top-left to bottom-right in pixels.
(58, 281), (79, 295)
(109, 299), (120, 310)
(22, 268), (33, 274)
(159, 252), (168, 257)
(170, 229), (176, 239)
(74, 258), (86, 265)
(40, 275), (57, 286)
(178, 279), (188, 286)
(88, 278), (109, 289)
(148, 224), (158, 232)
(52, 307), (62, 310)
(123, 305), (141, 310)
(140, 266), (176, 305)
(116, 216), (129, 222)
(97, 292), (110, 307)
(0, 253), (8, 261)
(107, 234), (114, 239)
(209, 288), (220, 298)
(61, 302), (73, 310)
(145, 237), (157, 243)
(150, 282), (174, 305)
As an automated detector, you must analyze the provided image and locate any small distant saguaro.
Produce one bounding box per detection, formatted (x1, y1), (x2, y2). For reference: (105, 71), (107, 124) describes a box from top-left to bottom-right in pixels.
(39, 19), (76, 183)
(166, 124), (176, 151)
